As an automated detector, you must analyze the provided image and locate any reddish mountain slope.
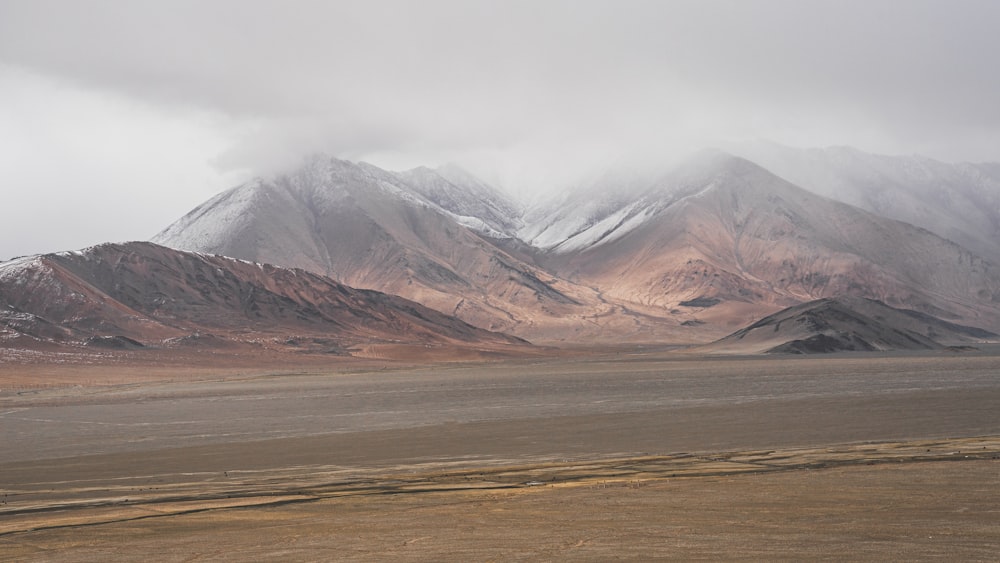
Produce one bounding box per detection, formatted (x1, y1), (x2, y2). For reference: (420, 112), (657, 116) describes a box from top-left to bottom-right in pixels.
(153, 158), (589, 334)
(152, 157), (701, 343)
(539, 153), (1000, 333)
(0, 242), (527, 355)
(150, 151), (1000, 343)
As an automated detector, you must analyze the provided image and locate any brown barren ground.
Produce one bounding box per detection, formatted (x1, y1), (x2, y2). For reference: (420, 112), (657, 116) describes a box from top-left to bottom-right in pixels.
(2, 347), (999, 560)
(2, 440), (999, 561)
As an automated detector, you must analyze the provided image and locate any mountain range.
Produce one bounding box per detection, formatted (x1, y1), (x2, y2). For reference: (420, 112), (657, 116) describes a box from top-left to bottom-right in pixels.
(152, 155), (676, 343)
(153, 148), (1000, 344)
(534, 152), (1000, 330)
(0, 241), (526, 358)
(3, 144), (998, 355)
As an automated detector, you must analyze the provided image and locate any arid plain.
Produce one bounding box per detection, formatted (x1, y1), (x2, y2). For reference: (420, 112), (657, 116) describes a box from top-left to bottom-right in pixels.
(2, 347), (999, 560)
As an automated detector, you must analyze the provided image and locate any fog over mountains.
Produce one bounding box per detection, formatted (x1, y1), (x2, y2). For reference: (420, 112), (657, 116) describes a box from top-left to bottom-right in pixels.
(153, 156), (611, 342)
(728, 141), (1000, 263)
(153, 146), (1000, 344)
(1, 144), (997, 353)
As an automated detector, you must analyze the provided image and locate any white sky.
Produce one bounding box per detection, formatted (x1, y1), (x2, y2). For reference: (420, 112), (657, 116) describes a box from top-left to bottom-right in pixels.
(2, 0), (999, 259)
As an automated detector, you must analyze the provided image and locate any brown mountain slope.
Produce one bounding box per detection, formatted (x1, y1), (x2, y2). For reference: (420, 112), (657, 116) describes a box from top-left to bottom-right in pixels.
(152, 158), (585, 334)
(0, 242), (527, 355)
(729, 141), (1000, 263)
(698, 296), (997, 355)
(539, 153), (1000, 334)
(152, 157), (706, 343)
(151, 151), (1000, 344)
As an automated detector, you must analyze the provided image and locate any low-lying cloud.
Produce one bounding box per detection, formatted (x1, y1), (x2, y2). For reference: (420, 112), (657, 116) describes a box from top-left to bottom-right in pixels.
(1, 0), (999, 257)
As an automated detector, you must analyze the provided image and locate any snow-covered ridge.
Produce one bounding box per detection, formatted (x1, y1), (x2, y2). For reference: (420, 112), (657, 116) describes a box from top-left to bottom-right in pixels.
(552, 203), (661, 254)
(147, 149), (1000, 262)
(0, 255), (48, 287)
(529, 200), (648, 253)
(152, 179), (264, 253)
(192, 250), (267, 270)
(518, 154), (745, 254)
(450, 214), (509, 239)
(394, 164), (524, 238)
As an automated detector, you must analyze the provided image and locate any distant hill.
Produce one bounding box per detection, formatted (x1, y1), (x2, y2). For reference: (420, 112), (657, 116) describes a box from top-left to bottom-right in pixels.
(0, 241), (528, 356)
(700, 296), (997, 354)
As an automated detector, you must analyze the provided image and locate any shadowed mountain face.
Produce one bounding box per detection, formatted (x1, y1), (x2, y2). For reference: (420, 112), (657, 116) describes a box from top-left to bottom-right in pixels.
(0, 242), (527, 354)
(151, 151), (1000, 343)
(701, 297), (997, 355)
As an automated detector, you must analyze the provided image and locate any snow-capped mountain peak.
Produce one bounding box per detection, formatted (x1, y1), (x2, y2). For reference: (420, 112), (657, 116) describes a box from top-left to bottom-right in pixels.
(149, 147), (1000, 343)
(395, 164), (524, 238)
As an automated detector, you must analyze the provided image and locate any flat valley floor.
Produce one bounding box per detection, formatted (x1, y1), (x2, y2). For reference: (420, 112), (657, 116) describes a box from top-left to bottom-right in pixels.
(2, 349), (999, 560)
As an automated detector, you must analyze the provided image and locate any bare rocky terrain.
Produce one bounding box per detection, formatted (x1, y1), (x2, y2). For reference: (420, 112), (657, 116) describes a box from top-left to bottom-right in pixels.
(153, 151), (1000, 343)
(0, 241), (528, 356)
(152, 157), (620, 342)
(701, 296), (997, 354)
(536, 153), (1000, 335)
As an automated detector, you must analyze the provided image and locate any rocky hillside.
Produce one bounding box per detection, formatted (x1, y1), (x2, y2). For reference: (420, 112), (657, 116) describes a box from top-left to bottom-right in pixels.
(153, 156), (698, 342)
(536, 152), (1000, 334)
(151, 150), (1000, 343)
(700, 296), (996, 354)
(0, 242), (528, 355)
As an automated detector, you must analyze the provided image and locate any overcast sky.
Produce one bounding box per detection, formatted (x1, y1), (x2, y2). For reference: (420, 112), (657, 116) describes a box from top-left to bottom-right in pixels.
(2, 0), (999, 260)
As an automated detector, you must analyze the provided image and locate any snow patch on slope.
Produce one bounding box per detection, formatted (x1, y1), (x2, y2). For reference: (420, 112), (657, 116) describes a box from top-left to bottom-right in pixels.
(519, 197), (623, 250)
(449, 214), (509, 239)
(0, 255), (52, 289)
(549, 202), (659, 254)
(153, 179), (265, 252)
(396, 164), (524, 238)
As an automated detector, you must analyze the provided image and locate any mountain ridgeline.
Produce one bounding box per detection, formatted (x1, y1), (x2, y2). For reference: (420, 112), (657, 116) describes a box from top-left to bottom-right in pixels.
(0, 242), (527, 356)
(729, 141), (1000, 263)
(152, 149), (1000, 344)
(701, 296), (997, 355)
